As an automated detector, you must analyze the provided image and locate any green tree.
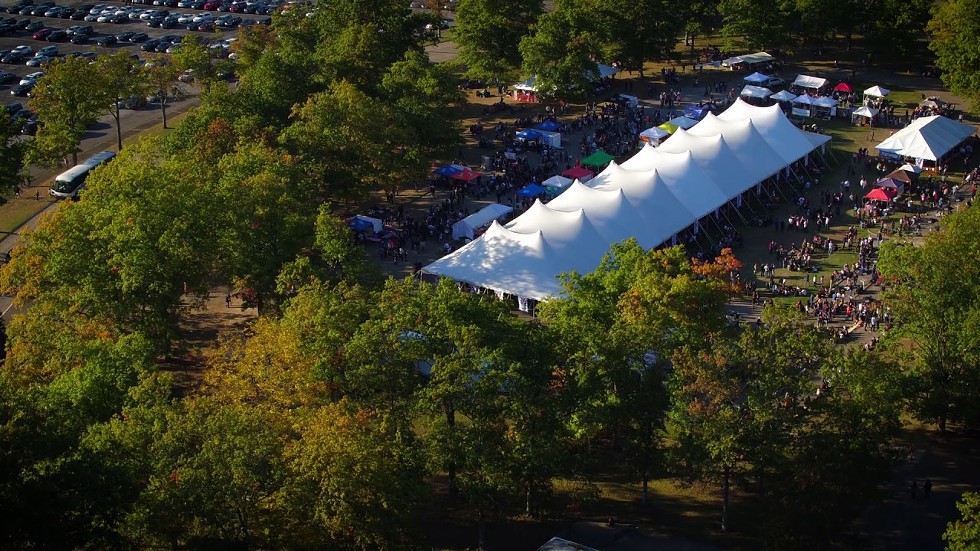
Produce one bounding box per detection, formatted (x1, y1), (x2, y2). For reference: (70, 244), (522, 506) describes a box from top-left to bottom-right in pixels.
(143, 61), (180, 129)
(865, 0), (930, 63)
(540, 242), (731, 506)
(928, 0), (980, 109)
(518, 0), (604, 100)
(95, 52), (147, 152)
(717, 0), (795, 51)
(0, 140), (225, 350)
(27, 56), (105, 166)
(945, 492), (980, 551)
(453, 0), (543, 81)
(596, 0), (684, 76)
(0, 111), (28, 199)
(877, 206), (980, 431)
(172, 35), (228, 93)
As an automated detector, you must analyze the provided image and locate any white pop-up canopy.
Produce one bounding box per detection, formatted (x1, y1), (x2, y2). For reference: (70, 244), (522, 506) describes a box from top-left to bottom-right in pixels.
(770, 89), (797, 102)
(424, 100), (830, 301)
(851, 106), (878, 119)
(863, 85), (890, 98)
(451, 203), (514, 240)
(793, 74), (828, 90)
(812, 96), (838, 108)
(743, 72), (770, 84)
(542, 174), (573, 189)
(876, 115), (975, 161)
(740, 85), (773, 98)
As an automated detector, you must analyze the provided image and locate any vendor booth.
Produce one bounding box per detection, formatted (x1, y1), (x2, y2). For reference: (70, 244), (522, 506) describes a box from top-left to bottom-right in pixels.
(562, 166), (595, 182)
(541, 174), (573, 191)
(770, 89), (797, 103)
(740, 85), (773, 99)
(792, 74), (828, 92)
(639, 126), (671, 144)
(791, 94), (814, 117)
(811, 96), (838, 119)
(851, 105), (878, 125)
(863, 85), (890, 99)
(451, 203), (514, 241)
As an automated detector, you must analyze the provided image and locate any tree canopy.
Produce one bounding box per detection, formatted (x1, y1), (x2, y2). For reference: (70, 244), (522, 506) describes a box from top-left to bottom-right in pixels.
(928, 0), (980, 109)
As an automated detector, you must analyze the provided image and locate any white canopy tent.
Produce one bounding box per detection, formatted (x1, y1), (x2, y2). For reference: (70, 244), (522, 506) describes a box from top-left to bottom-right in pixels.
(875, 115), (975, 162)
(667, 115), (699, 129)
(770, 89), (797, 102)
(743, 72), (770, 84)
(863, 85), (890, 98)
(851, 105), (878, 122)
(536, 130), (562, 148)
(812, 96), (838, 117)
(424, 99), (830, 300)
(639, 126), (671, 143)
(541, 174), (573, 190)
(740, 85), (773, 99)
(451, 203), (514, 241)
(793, 75), (828, 90)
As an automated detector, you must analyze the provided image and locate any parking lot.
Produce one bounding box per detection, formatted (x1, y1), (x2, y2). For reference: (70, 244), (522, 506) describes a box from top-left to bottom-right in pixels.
(1, 0), (271, 117)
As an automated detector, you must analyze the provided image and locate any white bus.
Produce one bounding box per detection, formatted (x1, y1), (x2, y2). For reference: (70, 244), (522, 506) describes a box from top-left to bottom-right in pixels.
(49, 150), (117, 199)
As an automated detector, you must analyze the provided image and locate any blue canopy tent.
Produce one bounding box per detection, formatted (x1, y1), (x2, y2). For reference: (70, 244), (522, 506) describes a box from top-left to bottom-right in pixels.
(535, 120), (561, 132)
(516, 129), (543, 141)
(433, 164), (462, 177)
(516, 183), (546, 197)
(347, 215), (382, 233)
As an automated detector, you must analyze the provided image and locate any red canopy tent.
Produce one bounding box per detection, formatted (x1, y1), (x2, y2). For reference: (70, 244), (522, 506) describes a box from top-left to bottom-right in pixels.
(562, 166), (595, 180)
(451, 168), (482, 182)
(834, 82), (854, 92)
(865, 188), (896, 201)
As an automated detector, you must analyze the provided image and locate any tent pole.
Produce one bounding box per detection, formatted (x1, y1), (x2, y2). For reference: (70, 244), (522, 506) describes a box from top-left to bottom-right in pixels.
(727, 201), (751, 226)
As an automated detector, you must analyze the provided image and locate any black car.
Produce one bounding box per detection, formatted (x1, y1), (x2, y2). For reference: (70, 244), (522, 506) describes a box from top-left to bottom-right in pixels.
(140, 37), (160, 50)
(68, 9), (86, 19)
(69, 32), (89, 43)
(57, 7), (75, 18)
(24, 18), (42, 30)
(0, 22), (16, 34)
(45, 28), (65, 40)
(10, 81), (34, 96)
(94, 34), (115, 46)
(1, 51), (26, 63)
(154, 39), (170, 52)
(0, 70), (15, 83)
(115, 30), (135, 41)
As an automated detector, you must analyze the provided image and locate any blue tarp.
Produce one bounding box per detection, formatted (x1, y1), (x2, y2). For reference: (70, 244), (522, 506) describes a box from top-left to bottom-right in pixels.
(535, 120), (561, 132)
(348, 217), (374, 232)
(517, 183), (546, 197)
(433, 164), (462, 177)
(516, 129), (543, 140)
(684, 104), (716, 121)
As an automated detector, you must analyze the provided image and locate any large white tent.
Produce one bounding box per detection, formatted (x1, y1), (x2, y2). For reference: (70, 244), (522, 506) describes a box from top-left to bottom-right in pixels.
(423, 99), (830, 300)
(722, 52), (774, 68)
(451, 203), (514, 240)
(875, 115), (975, 161)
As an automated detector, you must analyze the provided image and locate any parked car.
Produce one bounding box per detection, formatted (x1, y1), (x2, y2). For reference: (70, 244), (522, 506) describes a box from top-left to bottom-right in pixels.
(66, 23), (93, 35)
(115, 30), (135, 41)
(128, 31), (147, 41)
(0, 70), (16, 84)
(36, 44), (56, 55)
(24, 18), (43, 30)
(10, 81), (34, 96)
(45, 28), (66, 40)
(69, 31), (89, 43)
(25, 53), (50, 66)
(31, 26), (54, 39)
(94, 34), (115, 46)
(19, 71), (43, 85)
(140, 37), (160, 50)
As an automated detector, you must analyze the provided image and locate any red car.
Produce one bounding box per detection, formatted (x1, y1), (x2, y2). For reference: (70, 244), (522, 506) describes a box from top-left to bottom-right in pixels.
(32, 27), (54, 40)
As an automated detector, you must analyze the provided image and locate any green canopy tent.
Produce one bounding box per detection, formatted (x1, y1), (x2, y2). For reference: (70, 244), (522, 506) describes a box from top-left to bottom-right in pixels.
(658, 122), (679, 134)
(580, 149), (615, 167)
